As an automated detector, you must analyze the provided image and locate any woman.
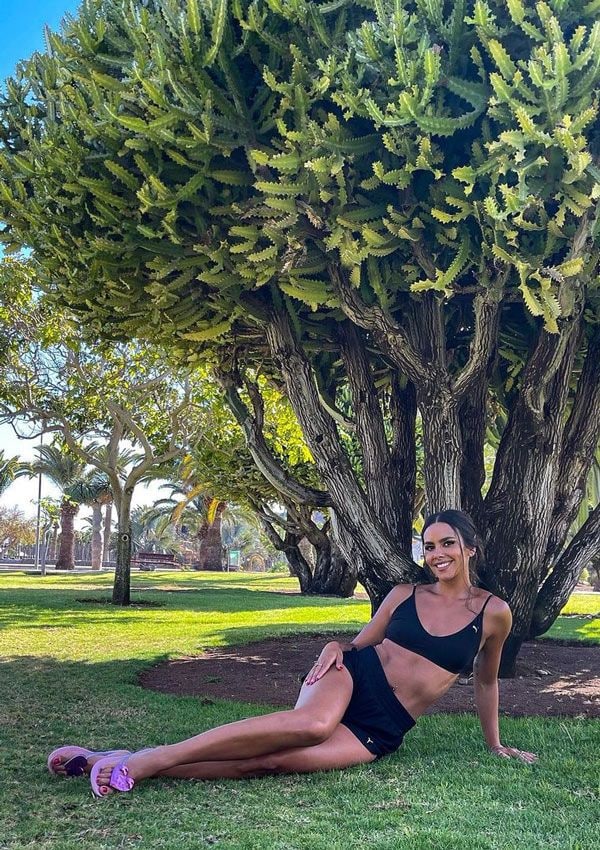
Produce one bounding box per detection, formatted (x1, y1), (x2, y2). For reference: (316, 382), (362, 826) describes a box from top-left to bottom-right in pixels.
(48, 509), (537, 798)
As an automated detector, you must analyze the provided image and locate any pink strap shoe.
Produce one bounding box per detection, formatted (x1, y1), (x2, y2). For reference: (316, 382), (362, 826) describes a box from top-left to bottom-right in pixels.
(47, 746), (130, 777)
(90, 756), (135, 798)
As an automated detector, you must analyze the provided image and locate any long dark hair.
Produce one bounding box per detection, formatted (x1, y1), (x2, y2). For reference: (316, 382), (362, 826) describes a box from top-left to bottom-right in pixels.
(421, 510), (486, 607)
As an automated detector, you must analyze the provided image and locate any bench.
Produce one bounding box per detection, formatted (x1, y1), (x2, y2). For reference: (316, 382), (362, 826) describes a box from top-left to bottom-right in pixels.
(132, 551), (177, 571)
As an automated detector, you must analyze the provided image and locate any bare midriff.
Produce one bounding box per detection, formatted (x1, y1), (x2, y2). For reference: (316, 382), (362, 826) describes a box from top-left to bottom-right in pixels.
(374, 639), (459, 719)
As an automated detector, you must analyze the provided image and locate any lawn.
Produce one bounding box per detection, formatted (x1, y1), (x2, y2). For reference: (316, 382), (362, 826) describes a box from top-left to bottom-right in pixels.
(0, 571), (597, 850)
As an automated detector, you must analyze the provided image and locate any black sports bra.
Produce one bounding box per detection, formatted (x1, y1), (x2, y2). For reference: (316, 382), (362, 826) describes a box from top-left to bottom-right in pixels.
(384, 586), (493, 674)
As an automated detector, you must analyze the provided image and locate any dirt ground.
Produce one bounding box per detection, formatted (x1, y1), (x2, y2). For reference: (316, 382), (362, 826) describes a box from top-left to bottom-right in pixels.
(140, 635), (599, 718)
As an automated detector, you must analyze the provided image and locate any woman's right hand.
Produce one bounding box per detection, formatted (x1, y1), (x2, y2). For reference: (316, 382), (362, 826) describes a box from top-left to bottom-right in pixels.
(304, 641), (345, 685)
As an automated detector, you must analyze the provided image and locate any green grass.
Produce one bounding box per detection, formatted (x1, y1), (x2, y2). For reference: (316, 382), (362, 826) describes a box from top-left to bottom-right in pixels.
(0, 571), (598, 850)
(541, 591), (600, 643)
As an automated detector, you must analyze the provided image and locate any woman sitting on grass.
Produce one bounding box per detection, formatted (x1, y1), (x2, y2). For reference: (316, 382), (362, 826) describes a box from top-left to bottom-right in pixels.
(48, 509), (537, 798)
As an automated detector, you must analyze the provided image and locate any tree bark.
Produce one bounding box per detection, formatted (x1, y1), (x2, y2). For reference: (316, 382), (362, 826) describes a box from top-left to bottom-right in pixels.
(340, 322), (415, 551)
(418, 385), (463, 513)
(197, 501), (226, 570)
(310, 535), (357, 597)
(55, 500), (79, 570)
(259, 517), (313, 592)
(91, 503), (103, 570)
(103, 501), (113, 566)
(484, 320), (582, 673)
(112, 491), (132, 605)
(389, 376), (418, 555)
(265, 308), (417, 593)
(458, 379), (488, 529)
(538, 328), (600, 577)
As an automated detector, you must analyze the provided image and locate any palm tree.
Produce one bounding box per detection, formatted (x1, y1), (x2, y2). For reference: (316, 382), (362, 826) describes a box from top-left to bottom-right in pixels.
(147, 484), (227, 570)
(129, 504), (183, 557)
(83, 443), (141, 566)
(0, 449), (28, 496)
(31, 444), (85, 570)
(66, 474), (112, 569)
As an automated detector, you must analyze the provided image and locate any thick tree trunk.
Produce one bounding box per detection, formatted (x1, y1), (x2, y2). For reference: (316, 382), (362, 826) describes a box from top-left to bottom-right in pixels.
(389, 376), (418, 554)
(282, 532), (313, 593)
(419, 388), (462, 513)
(499, 632), (523, 679)
(103, 501), (113, 566)
(539, 328), (600, 570)
(265, 310), (417, 586)
(331, 512), (413, 613)
(483, 324), (581, 665)
(112, 492), (132, 605)
(407, 295), (463, 512)
(91, 503), (103, 570)
(459, 379), (490, 530)
(340, 322), (415, 551)
(197, 502), (226, 570)
(55, 500), (79, 570)
(483, 418), (562, 662)
(309, 535), (357, 597)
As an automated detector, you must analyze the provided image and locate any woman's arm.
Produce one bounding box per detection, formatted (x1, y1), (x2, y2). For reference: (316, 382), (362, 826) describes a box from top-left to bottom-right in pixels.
(304, 584), (413, 685)
(473, 599), (537, 763)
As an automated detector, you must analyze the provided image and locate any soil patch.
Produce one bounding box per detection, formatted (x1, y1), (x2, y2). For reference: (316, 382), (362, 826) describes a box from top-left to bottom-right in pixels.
(140, 635), (599, 718)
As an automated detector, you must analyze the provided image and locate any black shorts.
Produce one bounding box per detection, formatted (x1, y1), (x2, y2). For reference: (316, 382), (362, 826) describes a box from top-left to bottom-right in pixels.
(341, 646), (415, 758)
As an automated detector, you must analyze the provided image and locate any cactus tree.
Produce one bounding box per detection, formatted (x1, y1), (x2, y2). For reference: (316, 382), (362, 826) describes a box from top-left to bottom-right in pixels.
(1, 0), (600, 671)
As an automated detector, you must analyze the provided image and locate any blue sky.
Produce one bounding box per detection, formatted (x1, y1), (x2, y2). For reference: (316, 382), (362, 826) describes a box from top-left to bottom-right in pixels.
(0, 1), (82, 86)
(1, 2), (79, 513)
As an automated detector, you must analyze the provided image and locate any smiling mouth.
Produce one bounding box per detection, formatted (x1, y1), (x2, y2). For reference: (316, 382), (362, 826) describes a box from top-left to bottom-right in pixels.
(433, 561), (452, 569)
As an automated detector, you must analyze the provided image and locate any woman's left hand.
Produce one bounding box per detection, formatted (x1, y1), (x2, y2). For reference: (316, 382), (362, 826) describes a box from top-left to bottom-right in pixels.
(490, 745), (537, 763)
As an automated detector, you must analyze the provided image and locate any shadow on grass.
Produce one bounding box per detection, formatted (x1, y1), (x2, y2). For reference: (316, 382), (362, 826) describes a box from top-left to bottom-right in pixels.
(0, 653), (283, 768)
(0, 585), (367, 631)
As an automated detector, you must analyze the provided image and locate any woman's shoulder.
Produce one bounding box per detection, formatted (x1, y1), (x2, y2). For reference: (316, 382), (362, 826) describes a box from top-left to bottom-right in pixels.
(382, 583), (415, 609)
(479, 592), (512, 633)
(478, 590), (511, 614)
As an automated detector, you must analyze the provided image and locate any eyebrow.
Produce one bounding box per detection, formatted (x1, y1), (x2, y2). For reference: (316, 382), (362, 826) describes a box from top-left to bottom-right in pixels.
(424, 536), (456, 544)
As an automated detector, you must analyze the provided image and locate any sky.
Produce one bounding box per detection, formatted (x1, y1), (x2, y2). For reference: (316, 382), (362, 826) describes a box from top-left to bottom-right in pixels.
(0, 421), (165, 521)
(0, 1), (82, 86)
(1, 2), (78, 515)
(0, 1), (162, 519)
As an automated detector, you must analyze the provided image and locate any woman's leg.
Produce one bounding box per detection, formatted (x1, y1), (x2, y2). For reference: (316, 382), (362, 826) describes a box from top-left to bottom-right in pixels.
(156, 724), (376, 780)
(93, 665), (354, 791)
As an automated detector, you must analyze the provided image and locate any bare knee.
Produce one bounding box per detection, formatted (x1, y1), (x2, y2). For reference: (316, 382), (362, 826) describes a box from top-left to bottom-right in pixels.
(291, 711), (333, 745)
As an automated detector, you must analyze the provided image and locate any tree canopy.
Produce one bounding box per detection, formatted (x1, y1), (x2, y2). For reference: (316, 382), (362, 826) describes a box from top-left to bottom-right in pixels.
(1, 0), (600, 670)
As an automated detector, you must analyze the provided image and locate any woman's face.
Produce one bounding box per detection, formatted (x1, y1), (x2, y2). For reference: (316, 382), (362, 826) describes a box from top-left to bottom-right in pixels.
(422, 522), (474, 583)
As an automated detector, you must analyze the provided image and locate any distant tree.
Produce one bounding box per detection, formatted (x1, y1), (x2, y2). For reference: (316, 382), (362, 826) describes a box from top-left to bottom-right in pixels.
(0, 267), (194, 602)
(0, 505), (35, 556)
(31, 443), (86, 570)
(178, 370), (357, 593)
(66, 473), (112, 569)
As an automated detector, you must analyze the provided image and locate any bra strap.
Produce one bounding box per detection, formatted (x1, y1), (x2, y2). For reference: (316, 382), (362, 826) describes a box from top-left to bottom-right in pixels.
(479, 594), (494, 616)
